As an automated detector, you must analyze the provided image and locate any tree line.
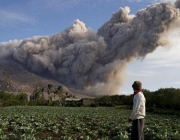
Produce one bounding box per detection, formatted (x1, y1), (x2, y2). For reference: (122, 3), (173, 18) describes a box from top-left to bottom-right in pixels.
(94, 88), (180, 110)
(0, 84), (74, 107)
(1, 87), (180, 110)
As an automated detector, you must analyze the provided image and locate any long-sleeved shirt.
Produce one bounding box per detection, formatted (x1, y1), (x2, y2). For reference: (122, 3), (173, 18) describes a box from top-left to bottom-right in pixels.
(130, 91), (146, 120)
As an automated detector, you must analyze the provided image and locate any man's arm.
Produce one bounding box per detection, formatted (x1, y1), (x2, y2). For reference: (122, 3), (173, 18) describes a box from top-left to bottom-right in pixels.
(129, 94), (141, 120)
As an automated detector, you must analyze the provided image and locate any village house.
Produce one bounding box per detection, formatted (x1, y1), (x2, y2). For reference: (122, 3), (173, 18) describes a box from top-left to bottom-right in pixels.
(64, 98), (94, 106)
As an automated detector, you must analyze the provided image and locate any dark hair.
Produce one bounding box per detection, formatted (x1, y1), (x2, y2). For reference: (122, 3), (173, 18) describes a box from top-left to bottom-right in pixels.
(132, 81), (142, 90)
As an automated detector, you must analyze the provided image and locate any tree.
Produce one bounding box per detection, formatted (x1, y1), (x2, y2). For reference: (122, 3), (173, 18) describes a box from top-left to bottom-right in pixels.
(47, 84), (53, 95)
(30, 87), (41, 101)
(40, 87), (44, 98)
(53, 85), (64, 105)
(65, 92), (68, 97)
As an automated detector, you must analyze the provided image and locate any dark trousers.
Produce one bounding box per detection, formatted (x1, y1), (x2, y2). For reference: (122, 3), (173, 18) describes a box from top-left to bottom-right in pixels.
(131, 118), (144, 140)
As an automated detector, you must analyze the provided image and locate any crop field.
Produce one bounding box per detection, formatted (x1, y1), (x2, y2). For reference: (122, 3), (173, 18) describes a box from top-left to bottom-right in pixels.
(0, 107), (180, 140)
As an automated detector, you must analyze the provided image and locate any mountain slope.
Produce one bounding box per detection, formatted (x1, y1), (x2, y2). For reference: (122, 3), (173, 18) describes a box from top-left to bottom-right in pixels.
(0, 59), (94, 98)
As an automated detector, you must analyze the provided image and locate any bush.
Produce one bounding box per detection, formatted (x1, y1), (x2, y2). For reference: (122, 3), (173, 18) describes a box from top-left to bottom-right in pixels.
(91, 103), (98, 107)
(0, 91), (28, 107)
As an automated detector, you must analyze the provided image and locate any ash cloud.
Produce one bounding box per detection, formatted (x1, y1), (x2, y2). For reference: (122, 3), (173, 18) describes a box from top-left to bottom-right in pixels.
(175, 0), (180, 8)
(0, 1), (180, 95)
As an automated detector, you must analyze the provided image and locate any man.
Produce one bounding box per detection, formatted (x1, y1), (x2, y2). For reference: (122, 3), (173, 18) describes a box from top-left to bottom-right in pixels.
(129, 81), (146, 140)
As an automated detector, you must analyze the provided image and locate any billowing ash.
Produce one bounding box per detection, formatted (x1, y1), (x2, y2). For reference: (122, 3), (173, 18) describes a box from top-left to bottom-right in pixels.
(175, 0), (180, 8)
(0, 1), (180, 95)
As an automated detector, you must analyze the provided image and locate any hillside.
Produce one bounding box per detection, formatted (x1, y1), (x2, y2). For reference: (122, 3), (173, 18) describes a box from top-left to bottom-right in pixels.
(0, 59), (94, 99)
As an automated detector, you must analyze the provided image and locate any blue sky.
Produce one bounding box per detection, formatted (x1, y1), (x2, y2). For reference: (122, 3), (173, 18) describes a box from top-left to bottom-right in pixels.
(0, 0), (154, 42)
(1, 0), (179, 94)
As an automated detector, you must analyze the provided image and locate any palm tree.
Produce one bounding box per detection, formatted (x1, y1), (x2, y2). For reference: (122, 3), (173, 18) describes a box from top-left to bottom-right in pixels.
(65, 92), (68, 98)
(53, 89), (58, 99)
(54, 85), (64, 105)
(41, 87), (44, 98)
(47, 84), (53, 95)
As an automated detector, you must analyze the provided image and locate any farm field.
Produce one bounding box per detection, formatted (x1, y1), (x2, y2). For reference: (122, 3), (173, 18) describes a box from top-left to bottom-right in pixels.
(0, 107), (180, 140)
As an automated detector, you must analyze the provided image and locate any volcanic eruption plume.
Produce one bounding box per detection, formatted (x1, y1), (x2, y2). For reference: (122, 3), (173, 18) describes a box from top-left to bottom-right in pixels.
(0, 1), (180, 95)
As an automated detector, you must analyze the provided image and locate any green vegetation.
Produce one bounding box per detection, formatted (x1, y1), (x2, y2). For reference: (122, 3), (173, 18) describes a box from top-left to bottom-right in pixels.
(95, 88), (180, 111)
(0, 91), (28, 107)
(0, 106), (179, 140)
(0, 88), (180, 139)
(1, 87), (180, 111)
(143, 88), (180, 110)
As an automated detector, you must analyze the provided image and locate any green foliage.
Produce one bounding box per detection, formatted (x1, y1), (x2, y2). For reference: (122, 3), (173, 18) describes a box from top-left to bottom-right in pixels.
(95, 88), (180, 111)
(53, 85), (65, 104)
(2, 87), (180, 111)
(0, 107), (180, 140)
(28, 85), (69, 106)
(144, 88), (180, 110)
(0, 91), (28, 107)
(95, 94), (133, 107)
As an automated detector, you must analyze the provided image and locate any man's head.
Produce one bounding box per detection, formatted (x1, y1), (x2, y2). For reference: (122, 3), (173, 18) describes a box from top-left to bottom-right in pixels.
(132, 81), (142, 90)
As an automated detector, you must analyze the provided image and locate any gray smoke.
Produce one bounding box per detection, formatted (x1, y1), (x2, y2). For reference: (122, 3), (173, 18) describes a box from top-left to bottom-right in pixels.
(175, 0), (180, 8)
(0, 1), (180, 95)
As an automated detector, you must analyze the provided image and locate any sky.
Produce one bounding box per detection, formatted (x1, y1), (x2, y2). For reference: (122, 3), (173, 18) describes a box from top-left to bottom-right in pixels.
(0, 0), (180, 95)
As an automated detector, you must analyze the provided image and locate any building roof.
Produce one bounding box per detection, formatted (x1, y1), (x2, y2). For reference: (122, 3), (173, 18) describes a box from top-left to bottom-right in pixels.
(65, 98), (82, 101)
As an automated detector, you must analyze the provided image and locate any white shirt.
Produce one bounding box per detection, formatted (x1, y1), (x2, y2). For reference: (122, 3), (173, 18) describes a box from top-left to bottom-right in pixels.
(130, 91), (146, 120)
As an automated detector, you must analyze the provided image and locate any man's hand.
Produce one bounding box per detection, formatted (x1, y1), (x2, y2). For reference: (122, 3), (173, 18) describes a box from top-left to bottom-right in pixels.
(128, 118), (133, 122)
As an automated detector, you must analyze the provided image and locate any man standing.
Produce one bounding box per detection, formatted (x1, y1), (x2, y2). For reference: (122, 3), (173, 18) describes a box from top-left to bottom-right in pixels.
(129, 81), (146, 140)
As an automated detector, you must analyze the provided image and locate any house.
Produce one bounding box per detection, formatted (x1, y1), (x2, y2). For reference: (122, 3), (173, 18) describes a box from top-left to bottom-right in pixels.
(65, 98), (83, 106)
(82, 98), (95, 106)
(64, 98), (95, 106)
